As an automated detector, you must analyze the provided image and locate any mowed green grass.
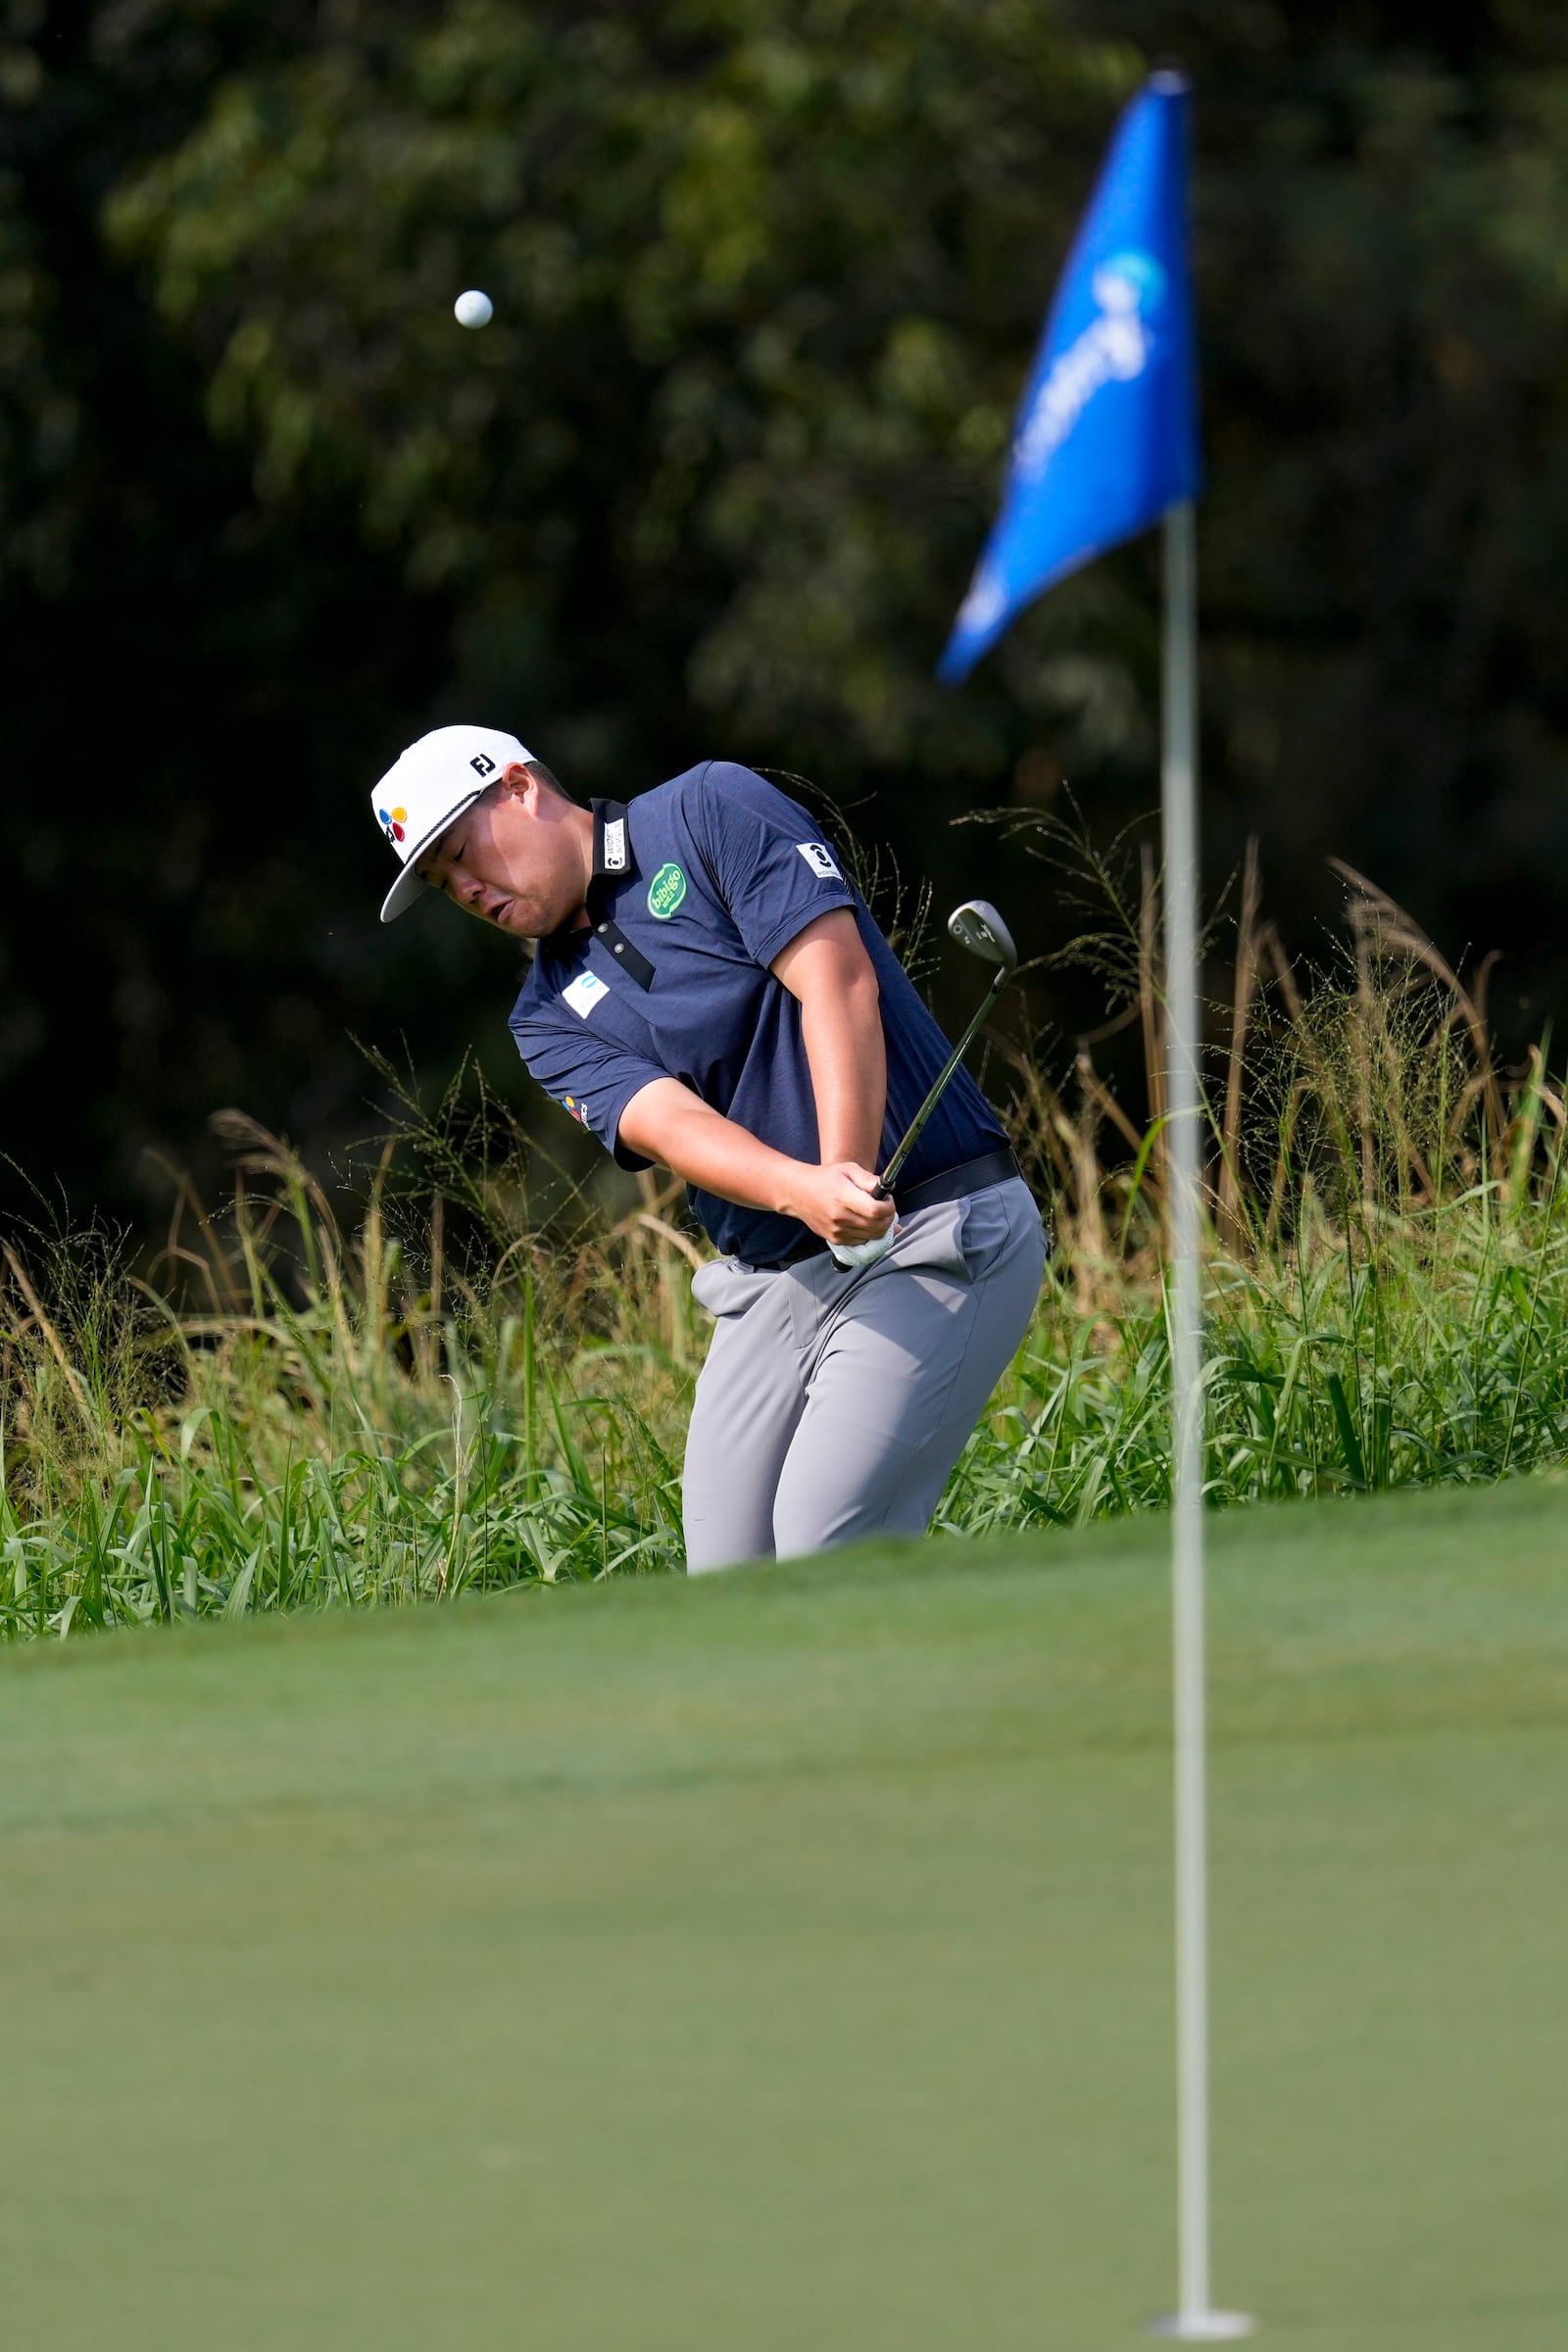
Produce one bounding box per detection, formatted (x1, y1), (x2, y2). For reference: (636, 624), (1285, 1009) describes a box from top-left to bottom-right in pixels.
(4, 1483), (1567, 2352)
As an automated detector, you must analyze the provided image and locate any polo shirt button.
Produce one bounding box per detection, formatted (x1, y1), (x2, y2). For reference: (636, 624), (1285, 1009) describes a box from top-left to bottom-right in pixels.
(613, 944), (624, 955)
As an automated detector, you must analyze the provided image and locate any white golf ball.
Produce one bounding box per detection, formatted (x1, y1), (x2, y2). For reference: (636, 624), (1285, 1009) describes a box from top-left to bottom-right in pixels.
(454, 288), (493, 330)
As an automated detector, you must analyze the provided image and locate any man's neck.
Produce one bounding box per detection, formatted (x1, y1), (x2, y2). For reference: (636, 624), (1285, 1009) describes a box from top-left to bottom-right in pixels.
(566, 803), (596, 929)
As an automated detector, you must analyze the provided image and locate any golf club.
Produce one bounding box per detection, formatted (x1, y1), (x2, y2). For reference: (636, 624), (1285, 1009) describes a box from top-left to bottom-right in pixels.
(831, 899), (1019, 1268)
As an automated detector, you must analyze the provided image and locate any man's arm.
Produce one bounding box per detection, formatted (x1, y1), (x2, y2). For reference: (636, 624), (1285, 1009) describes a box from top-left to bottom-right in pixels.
(617, 906), (893, 1249)
(617, 1081), (893, 1248)
(769, 907), (887, 1171)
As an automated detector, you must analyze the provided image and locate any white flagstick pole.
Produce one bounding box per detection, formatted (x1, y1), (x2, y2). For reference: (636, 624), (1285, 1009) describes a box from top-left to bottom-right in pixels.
(1149, 501), (1253, 2342)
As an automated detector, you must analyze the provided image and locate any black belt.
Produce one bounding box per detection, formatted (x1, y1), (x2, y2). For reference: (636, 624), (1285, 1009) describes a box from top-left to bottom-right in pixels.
(746, 1148), (1022, 1271)
(896, 1145), (1019, 1216)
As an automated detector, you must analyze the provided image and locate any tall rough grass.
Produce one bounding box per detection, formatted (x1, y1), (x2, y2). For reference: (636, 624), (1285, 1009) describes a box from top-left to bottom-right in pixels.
(5, 847), (1567, 1639)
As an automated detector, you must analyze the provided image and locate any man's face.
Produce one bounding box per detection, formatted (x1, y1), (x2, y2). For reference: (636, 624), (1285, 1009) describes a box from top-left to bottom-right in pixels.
(419, 765), (590, 939)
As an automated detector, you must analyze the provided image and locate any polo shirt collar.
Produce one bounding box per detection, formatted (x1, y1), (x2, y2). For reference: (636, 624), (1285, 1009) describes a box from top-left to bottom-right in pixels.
(540, 804), (639, 959)
(592, 799), (635, 884)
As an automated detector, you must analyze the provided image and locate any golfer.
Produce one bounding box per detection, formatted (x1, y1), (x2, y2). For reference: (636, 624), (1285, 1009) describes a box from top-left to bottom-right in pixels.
(371, 725), (1046, 1571)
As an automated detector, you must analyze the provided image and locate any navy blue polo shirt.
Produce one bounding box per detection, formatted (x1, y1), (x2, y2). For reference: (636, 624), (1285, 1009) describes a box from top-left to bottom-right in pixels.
(510, 760), (1008, 1263)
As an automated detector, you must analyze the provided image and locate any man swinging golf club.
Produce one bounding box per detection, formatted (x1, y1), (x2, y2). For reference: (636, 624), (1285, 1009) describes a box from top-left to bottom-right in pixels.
(371, 726), (1047, 1571)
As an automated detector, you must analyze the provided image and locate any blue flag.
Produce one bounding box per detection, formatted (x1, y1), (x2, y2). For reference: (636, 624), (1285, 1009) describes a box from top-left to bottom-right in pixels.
(939, 73), (1199, 684)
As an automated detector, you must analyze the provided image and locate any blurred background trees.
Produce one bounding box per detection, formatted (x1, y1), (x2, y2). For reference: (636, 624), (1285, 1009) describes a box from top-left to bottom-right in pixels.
(5, 0), (1568, 1225)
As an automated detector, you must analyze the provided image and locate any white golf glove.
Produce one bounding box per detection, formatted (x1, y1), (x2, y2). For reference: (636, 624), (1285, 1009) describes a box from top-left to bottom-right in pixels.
(830, 1224), (899, 1270)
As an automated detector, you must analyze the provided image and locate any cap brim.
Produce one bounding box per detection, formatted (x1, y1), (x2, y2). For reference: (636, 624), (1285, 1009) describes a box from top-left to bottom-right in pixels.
(378, 790), (483, 923)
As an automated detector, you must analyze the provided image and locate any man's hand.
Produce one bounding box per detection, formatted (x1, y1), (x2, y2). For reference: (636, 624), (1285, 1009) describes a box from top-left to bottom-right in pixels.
(779, 1160), (895, 1248)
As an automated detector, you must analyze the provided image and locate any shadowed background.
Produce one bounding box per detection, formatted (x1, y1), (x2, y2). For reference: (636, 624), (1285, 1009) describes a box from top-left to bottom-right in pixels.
(6, 0), (1568, 1227)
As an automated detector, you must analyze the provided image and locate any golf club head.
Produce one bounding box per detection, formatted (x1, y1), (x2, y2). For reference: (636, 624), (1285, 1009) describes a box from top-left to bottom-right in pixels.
(948, 899), (1017, 975)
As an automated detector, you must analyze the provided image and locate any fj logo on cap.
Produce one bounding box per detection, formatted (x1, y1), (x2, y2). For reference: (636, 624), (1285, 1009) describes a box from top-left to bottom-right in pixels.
(469, 753), (497, 777)
(603, 818), (628, 872)
(647, 862), (687, 919)
(796, 841), (841, 879)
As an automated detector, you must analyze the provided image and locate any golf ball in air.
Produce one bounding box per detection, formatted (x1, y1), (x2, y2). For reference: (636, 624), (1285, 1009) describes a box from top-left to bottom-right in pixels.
(454, 288), (493, 329)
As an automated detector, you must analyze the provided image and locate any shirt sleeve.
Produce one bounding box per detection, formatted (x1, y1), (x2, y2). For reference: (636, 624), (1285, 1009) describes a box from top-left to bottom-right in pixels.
(690, 760), (858, 970)
(511, 1006), (670, 1172)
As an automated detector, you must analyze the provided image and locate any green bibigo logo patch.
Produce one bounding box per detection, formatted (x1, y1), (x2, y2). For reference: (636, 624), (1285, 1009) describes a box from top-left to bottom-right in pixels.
(647, 861), (687, 919)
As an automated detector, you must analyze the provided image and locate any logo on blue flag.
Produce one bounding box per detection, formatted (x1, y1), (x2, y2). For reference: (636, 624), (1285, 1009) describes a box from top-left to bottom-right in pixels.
(940, 74), (1200, 683)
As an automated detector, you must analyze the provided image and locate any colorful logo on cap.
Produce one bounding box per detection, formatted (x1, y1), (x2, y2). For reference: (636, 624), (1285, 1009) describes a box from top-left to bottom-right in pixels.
(377, 803), (409, 847)
(647, 862), (687, 919)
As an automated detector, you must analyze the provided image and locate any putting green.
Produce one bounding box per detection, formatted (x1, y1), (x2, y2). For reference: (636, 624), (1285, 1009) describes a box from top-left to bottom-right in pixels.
(3, 1479), (1567, 2350)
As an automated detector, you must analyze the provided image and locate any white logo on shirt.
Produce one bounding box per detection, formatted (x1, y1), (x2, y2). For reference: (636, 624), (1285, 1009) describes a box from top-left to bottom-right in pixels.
(796, 841), (841, 880)
(603, 817), (627, 872)
(563, 969), (610, 1019)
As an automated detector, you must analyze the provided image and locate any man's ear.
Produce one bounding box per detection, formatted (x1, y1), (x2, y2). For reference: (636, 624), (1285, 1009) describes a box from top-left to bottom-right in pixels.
(500, 761), (533, 797)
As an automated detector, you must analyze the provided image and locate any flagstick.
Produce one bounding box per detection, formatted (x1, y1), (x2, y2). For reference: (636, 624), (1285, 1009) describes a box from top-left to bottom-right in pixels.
(1148, 501), (1253, 2341)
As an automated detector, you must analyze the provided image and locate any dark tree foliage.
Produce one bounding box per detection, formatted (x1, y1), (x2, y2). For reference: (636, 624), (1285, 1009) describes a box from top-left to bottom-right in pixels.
(4, 0), (1568, 1221)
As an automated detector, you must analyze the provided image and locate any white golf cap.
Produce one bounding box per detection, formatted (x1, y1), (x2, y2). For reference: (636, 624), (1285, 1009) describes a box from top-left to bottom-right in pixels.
(370, 724), (533, 922)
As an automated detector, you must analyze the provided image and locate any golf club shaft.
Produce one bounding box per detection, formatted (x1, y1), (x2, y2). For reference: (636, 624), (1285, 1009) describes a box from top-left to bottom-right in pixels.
(871, 966), (1009, 1199)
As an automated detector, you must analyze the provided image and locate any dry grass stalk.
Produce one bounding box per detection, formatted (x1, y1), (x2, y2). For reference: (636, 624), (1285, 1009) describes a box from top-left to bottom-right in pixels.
(3, 1245), (94, 1424)
(1216, 837), (1261, 1255)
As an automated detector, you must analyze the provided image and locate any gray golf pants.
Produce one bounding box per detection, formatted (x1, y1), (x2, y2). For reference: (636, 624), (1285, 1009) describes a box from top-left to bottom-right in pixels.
(682, 1177), (1047, 1572)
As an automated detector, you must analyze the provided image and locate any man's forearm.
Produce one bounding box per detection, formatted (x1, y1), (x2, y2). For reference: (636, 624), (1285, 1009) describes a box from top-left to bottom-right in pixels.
(770, 911), (887, 1171)
(800, 973), (886, 1169)
(616, 1077), (893, 1247)
(618, 1079), (807, 1217)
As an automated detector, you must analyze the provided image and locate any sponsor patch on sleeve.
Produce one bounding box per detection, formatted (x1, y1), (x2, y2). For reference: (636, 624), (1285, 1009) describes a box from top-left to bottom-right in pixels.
(562, 969), (610, 1019)
(796, 841), (842, 880)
